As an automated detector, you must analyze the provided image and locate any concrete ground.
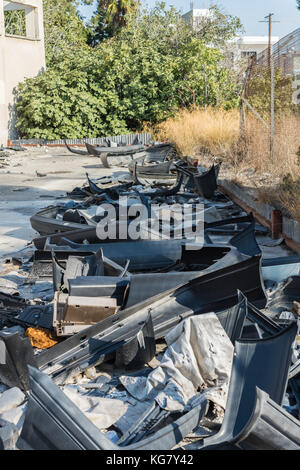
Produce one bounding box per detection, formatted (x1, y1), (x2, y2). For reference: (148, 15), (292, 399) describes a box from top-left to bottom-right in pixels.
(0, 147), (125, 258)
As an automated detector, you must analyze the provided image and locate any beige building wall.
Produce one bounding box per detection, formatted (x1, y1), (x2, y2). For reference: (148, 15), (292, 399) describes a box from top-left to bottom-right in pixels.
(0, 0), (45, 145)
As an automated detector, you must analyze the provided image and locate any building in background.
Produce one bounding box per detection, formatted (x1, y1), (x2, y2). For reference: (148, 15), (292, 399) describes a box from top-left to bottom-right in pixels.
(229, 36), (280, 62)
(257, 28), (300, 78)
(181, 6), (211, 31)
(0, 0), (45, 146)
(182, 7), (280, 64)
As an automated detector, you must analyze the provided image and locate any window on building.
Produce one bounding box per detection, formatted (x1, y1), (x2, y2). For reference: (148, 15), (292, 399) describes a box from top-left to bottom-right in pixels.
(4, 7), (26, 37)
(241, 51), (257, 59)
(3, 1), (39, 39)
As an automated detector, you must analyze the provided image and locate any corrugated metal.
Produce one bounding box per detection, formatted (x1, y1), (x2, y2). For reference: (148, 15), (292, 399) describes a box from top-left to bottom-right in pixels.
(10, 132), (153, 146)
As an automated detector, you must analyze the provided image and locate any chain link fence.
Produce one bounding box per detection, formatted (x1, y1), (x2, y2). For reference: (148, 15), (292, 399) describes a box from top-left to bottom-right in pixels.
(240, 28), (300, 171)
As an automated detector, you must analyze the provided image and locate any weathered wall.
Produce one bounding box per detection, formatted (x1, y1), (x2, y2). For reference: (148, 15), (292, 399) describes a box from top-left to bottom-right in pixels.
(0, 0), (45, 145)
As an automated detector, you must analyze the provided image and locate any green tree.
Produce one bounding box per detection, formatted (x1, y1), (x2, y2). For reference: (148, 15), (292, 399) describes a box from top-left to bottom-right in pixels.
(15, 3), (242, 139)
(43, 0), (88, 65)
(86, 0), (139, 43)
(245, 65), (295, 120)
(189, 4), (243, 48)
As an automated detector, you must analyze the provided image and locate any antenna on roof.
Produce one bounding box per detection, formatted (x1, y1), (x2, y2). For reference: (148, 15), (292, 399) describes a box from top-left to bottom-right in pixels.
(190, 2), (194, 10)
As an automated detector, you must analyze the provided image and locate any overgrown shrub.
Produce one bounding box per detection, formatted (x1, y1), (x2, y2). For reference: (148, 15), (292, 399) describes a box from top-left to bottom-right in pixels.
(15, 4), (241, 139)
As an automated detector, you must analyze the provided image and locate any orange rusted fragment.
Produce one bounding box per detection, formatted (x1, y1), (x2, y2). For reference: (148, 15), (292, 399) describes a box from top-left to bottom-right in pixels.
(25, 327), (59, 349)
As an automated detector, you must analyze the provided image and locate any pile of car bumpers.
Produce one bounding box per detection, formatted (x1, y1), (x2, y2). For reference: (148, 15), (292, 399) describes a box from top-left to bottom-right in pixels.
(0, 141), (299, 450)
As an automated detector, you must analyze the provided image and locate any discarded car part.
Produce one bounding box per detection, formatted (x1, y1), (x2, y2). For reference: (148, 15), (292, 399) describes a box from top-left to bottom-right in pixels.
(86, 142), (146, 155)
(48, 246), (248, 317)
(123, 254), (266, 312)
(146, 142), (173, 153)
(116, 402), (160, 446)
(115, 313), (155, 369)
(200, 322), (298, 449)
(30, 206), (90, 236)
(217, 291), (247, 344)
(69, 176), (133, 200)
(230, 221), (261, 257)
(64, 141), (89, 156)
(119, 407), (171, 446)
(31, 203), (158, 239)
(130, 168), (184, 198)
(29, 254), (266, 383)
(31, 211), (255, 251)
(241, 322), (263, 339)
(204, 213), (268, 236)
(52, 252), (131, 336)
(1, 305), (155, 390)
(0, 292), (28, 309)
(234, 387), (300, 450)
(205, 213), (253, 230)
(289, 374), (300, 419)
(45, 242), (245, 275)
(67, 276), (130, 300)
(206, 388), (300, 450)
(261, 255), (300, 283)
(174, 163), (198, 192)
(32, 242), (234, 275)
(85, 173), (106, 196)
(18, 366), (208, 450)
(53, 292), (122, 336)
(0, 255), (267, 388)
(52, 248), (108, 291)
(289, 359), (300, 380)
(0, 330), (38, 391)
(16, 304), (54, 330)
(128, 158), (175, 180)
(33, 226), (99, 249)
(246, 300), (281, 337)
(193, 164), (221, 199)
(52, 241), (245, 286)
(267, 276), (300, 315)
(99, 152), (110, 169)
(2, 253), (266, 386)
(85, 142), (145, 157)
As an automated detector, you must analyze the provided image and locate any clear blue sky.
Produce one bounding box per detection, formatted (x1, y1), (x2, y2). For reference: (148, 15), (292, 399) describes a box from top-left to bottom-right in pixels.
(79, 0), (300, 38)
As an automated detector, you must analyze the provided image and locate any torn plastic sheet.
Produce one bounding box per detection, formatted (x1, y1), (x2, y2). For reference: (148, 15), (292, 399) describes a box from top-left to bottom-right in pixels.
(61, 385), (128, 430)
(17, 366), (208, 450)
(119, 314), (234, 412)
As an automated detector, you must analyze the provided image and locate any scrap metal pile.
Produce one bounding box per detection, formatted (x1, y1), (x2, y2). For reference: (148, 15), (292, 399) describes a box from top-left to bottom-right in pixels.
(0, 137), (299, 450)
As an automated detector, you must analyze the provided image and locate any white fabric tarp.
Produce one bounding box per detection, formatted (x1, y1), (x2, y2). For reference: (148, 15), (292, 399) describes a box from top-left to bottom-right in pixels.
(62, 313), (234, 432)
(120, 313), (234, 411)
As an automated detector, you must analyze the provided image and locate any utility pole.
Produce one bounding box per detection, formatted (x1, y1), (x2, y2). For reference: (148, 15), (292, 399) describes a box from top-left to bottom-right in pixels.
(259, 13), (280, 164)
(259, 13), (280, 67)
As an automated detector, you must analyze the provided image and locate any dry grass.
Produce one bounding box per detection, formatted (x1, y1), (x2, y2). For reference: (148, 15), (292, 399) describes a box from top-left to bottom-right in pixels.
(155, 107), (300, 175)
(152, 107), (300, 220)
(243, 113), (300, 176)
(156, 107), (241, 159)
